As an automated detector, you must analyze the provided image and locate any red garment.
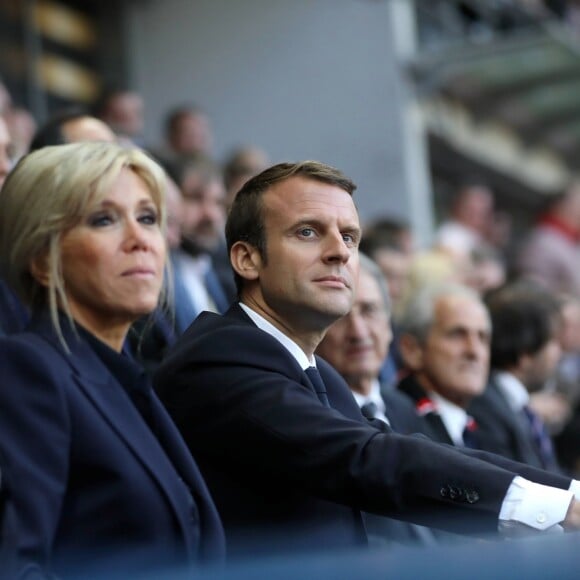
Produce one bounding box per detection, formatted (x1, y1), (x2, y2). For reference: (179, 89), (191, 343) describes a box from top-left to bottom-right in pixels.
(538, 213), (580, 243)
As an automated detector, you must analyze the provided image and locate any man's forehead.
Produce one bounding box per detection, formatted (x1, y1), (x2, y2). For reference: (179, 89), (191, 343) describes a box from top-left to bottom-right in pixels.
(434, 295), (490, 327)
(264, 177), (358, 216)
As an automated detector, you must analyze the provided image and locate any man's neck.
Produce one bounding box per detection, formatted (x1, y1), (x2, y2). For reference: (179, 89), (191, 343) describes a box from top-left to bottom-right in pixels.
(240, 296), (327, 359)
(345, 376), (373, 397)
(415, 374), (469, 409)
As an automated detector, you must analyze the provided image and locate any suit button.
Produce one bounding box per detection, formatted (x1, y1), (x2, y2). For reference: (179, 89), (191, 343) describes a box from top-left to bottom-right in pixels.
(440, 486), (449, 498)
(465, 490), (479, 504)
(449, 486), (459, 500)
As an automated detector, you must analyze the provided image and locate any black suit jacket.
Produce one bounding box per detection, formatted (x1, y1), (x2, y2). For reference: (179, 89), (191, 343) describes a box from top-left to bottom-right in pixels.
(0, 313), (225, 578)
(154, 304), (572, 558)
(469, 375), (547, 470)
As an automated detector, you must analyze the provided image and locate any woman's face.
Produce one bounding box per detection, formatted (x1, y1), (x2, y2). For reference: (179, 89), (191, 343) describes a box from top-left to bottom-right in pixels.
(59, 168), (166, 338)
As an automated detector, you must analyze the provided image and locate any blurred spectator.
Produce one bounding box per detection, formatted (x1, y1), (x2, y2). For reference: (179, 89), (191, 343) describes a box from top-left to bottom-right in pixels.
(397, 283), (491, 449)
(29, 109), (116, 152)
(469, 282), (564, 472)
(164, 105), (213, 157)
(553, 294), (580, 407)
(463, 246), (507, 296)
(360, 220), (413, 317)
(434, 181), (495, 260)
(223, 145), (270, 211)
(4, 106), (36, 161)
(165, 154), (232, 334)
(398, 247), (469, 318)
(363, 216), (415, 257)
(360, 220), (415, 387)
(516, 182), (580, 296)
(93, 87), (145, 145)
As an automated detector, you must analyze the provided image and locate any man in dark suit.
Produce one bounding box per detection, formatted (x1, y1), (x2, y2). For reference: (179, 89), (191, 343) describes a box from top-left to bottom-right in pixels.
(166, 154), (234, 328)
(469, 282), (563, 472)
(396, 283), (490, 449)
(155, 161), (580, 560)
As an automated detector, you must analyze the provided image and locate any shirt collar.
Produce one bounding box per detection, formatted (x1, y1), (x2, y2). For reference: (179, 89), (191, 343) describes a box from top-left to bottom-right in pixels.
(351, 379), (385, 412)
(494, 371), (530, 412)
(239, 302), (314, 370)
(430, 391), (470, 446)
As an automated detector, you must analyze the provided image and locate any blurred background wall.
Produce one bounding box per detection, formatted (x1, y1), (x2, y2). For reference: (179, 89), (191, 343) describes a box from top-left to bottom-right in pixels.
(3, 0), (580, 247)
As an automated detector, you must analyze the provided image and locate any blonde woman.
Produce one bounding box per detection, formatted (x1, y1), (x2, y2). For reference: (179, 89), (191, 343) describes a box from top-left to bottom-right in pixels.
(0, 142), (224, 577)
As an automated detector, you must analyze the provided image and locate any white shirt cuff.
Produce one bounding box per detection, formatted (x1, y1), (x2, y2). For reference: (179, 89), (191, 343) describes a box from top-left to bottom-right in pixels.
(499, 476), (573, 531)
(568, 479), (580, 499)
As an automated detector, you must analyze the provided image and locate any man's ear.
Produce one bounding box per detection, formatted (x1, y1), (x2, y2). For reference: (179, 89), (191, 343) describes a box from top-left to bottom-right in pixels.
(230, 241), (261, 282)
(399, 333), (424, 371)
(29, 255), (50, 288)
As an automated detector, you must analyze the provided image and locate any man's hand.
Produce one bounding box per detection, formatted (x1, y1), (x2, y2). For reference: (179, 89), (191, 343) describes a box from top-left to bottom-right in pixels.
(563, 498), (580, 531)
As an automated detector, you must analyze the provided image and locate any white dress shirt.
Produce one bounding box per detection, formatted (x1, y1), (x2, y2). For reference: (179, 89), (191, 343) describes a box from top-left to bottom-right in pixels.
(430, 392), (471, 447)
(351, 380), (391, 426)
(173, 250), (217, 316)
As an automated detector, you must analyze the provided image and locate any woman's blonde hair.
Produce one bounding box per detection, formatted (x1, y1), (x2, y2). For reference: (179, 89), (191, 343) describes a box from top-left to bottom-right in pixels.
(0, 141), (168, 344)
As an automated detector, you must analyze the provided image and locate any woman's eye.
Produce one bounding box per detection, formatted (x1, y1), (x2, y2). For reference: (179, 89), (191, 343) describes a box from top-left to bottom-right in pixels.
(87, 212), (114, 227)
(138, 210), (158, 225)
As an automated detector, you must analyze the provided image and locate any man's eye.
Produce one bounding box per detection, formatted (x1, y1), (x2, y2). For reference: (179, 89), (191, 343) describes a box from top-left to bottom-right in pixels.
(298, 227), (315, 237)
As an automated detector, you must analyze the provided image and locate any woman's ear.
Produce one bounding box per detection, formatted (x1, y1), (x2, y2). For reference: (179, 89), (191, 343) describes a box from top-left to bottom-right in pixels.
(230, 241), (261, 282)
(30, 254), (50, 287)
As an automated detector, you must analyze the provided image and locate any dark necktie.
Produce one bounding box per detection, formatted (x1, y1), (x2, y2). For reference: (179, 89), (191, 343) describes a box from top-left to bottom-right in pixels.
(462, 417), (479, 449)
(305, 367), (330, 407)
(361, 401), (378, 420)
(522, 405), (559, 471)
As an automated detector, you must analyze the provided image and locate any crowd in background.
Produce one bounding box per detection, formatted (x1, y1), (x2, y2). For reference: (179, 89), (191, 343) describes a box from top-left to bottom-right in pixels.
(1, 70), (580, 576)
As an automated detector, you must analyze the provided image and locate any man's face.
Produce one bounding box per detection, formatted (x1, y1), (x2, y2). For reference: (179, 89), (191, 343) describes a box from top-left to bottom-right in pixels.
(405, 294), (491, 407)
(317, 268), (391, 393)
(172, 112), (212, 155)
(248, 176), (361, 336)
(457, 187), (494, 235)
(180, 171), (226, 253)
(0, 117), (13, 189)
